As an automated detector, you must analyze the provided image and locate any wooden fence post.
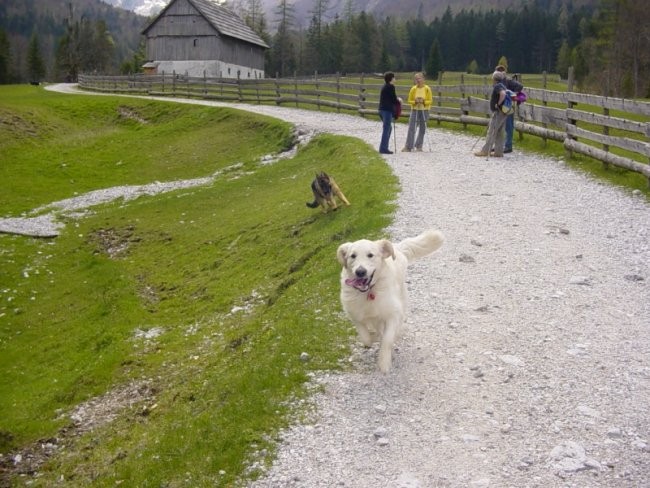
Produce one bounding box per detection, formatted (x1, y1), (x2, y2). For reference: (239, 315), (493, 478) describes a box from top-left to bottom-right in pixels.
(294, 71), (298, 108)
(359, 73), (366, 118)
(315, 70), (320, 111)
(436, 71), (443, 126)
(541, 71), (548, 146)
(566, 66), (576, 159)
(603, 106), (610, 170)
(336, 72), (341, 113)
(172, 70), (176, 96)
(275, 72), (281, 106)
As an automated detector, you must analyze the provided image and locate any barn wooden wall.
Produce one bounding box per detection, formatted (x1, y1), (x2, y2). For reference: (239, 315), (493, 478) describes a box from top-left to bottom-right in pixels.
(145, 0), (265, 70)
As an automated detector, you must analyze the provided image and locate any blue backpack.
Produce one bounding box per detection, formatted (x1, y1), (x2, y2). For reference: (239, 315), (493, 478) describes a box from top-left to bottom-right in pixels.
(500, 87), (516, 115)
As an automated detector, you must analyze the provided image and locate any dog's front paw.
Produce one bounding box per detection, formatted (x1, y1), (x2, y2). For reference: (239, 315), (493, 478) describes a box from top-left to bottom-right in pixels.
(378, 354), (392, 373)
(377, 345), (393, 373)
(356, 327), (373, 347)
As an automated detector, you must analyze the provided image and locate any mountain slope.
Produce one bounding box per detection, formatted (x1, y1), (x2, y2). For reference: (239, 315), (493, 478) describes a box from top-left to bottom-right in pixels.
(0, 0), (146, 81)
(106, 0), (168, 16)
(258, 0), (598, 27)
(96, 0), (600, 28)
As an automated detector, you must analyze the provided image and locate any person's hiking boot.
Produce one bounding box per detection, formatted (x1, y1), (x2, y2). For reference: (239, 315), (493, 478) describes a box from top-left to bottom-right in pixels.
(474, 151), (488, 157)
(402, 147), (411, 152)
(415, 147), (423, 152)
(504, 148), (513, 153)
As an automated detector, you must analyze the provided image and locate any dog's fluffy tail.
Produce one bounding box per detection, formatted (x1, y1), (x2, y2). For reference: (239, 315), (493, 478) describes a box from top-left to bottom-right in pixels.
(306, 200), (319, 208)
(397, 229), (444, 263)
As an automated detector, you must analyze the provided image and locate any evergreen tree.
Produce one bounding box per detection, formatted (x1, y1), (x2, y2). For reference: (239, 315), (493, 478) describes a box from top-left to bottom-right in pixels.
(0, 29), (11, 84)
(557, 3), (570, 39)
(243, 0), (266, 36)
(55, 4), (81, 81)
(495, 18), (507, 56)
(322, 16), (344, 74)
(342, 0), (355, 24)
(378, 45), (390, 73)
(467, 59), (479, 74)
(82, 20), (115, 73)
(340, 14), (360, 73)
(304, 0), (330, 73)
(597, 0), (650, 97)
(425, 39), (442, 79)
(377, 17), (404, 72)
(555, 40), (571, 78)
(271, 0), (296, 77)
(27, 32), (46, 83)
(120, 38), (146, 75)
(355, 12), (379, 73)
(78, 18), (96, 72)
(405, 17), (429, 71)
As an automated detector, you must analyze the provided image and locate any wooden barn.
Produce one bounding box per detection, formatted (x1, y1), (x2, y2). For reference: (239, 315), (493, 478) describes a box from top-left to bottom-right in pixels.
(141, 0), (269, 79)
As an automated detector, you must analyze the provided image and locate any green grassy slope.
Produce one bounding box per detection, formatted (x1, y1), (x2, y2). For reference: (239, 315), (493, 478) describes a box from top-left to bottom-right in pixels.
(0, 86), (398, 486)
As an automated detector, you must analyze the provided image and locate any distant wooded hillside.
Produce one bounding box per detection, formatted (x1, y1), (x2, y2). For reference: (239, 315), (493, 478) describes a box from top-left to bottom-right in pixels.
(0, 0), (147, 82)
(1, 0), (647, 98)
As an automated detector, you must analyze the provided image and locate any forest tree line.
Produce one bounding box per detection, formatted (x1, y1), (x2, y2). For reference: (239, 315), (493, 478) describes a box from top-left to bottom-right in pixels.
(1, 0), (648, 99)
(239, 0), (649, 98)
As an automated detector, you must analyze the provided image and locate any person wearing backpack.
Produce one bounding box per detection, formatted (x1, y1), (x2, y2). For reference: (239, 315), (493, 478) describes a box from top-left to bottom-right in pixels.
(474, 70), (509, 158)
(378, 71), (402, 154)
(495, 65), (524, 153)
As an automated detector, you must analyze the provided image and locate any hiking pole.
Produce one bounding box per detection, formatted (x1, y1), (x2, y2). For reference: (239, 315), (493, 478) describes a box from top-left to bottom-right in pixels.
(421, 109), (433, 152)
(393, 119), (397, 154)
(471, 122), (490, 151)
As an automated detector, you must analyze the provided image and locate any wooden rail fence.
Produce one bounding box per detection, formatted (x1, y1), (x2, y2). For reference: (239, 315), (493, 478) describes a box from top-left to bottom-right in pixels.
(78, 72), (650, 186)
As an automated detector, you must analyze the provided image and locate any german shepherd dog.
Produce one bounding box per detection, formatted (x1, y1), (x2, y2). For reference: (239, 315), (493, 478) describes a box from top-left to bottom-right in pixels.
(306, 172), (350, 213)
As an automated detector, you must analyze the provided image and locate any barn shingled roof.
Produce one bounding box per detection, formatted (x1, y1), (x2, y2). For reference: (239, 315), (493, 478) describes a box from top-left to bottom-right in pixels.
(143, 0), (269, 49)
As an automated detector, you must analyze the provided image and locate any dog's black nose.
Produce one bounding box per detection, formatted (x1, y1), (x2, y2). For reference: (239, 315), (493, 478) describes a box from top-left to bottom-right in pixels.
(355, 267), (367, 278)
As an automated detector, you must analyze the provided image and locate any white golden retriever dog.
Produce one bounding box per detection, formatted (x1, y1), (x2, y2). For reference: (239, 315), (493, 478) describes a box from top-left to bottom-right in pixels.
(337, 229), (444, 372)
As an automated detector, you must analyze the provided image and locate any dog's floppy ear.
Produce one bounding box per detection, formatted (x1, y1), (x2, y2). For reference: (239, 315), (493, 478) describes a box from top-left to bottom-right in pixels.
(336, 243), (350, 266)
(378, 239), (396, 260)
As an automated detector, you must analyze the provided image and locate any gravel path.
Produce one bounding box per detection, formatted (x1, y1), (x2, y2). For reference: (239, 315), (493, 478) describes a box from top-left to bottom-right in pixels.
(39, 85), (650, 486)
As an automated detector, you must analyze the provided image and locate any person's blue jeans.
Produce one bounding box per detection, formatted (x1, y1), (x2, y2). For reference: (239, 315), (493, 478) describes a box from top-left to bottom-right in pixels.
(505, 113), (514, 151)
(379, 110), (394, 153)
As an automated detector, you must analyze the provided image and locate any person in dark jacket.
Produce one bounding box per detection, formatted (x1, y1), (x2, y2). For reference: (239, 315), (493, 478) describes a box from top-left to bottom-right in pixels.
(474, 71), (509, 157)
(495, 65), (524, 153)
(378, 72), (402, 154)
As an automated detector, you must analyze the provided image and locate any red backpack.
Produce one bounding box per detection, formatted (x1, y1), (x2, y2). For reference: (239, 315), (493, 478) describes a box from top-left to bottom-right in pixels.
(393, 99), (402, 120)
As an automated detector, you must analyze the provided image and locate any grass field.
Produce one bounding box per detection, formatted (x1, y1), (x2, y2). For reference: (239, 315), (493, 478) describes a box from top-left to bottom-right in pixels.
(0, 85), (399, 486)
